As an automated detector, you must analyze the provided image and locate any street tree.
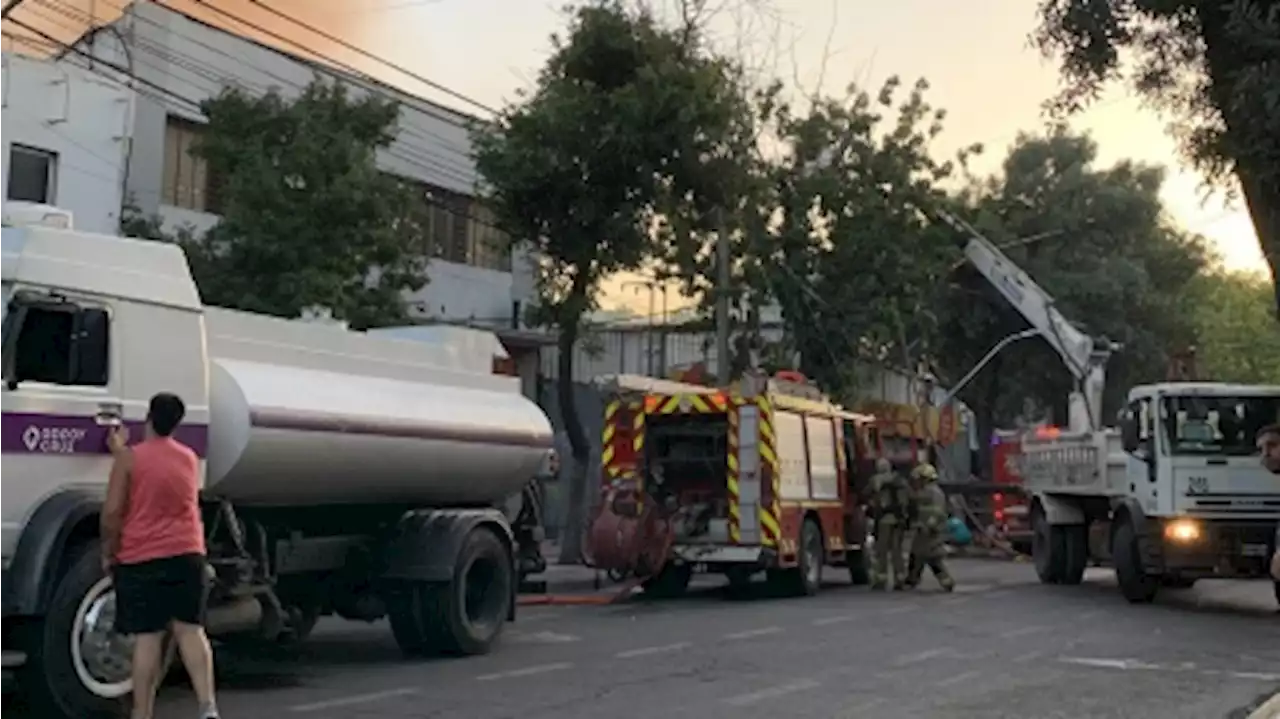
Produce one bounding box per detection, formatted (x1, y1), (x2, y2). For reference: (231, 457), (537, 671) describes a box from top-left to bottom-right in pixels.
(1033, 0), (1280, 315)
(754, 77), (968, 402)
(1188, 269), (1280, 383)
(175, 80), (427, 329)
(934, 131), (1210, 457)
(472, 2), (749, 563)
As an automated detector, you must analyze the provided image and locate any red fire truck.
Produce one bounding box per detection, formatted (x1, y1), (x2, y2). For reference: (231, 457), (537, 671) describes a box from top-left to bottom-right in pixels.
(587, 371), (887, 597)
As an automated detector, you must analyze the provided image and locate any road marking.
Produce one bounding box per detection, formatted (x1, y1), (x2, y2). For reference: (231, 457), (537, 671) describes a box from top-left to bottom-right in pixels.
(507, 630), (581, 644)
(724, 626), (782, 641)
(723, 679), (820, 706)
(934, 670), (981, 688)
(813, 614), (856, 626)
(476, 662), (574, 681)
(290, 688), (418, 713)
(881, 604), (917, 615)
(893, 648), (949, 666)
(999, 625), (1049, 640)
(616, 642), (692, 659)
(1060, 657), (1280, 683)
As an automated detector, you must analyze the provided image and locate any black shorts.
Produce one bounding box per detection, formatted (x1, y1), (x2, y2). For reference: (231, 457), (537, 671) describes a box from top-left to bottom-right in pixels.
(113, 553), (208, 635)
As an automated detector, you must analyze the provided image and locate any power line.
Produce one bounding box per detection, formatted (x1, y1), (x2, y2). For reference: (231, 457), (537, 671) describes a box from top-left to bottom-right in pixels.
(246, 0), (498, 116)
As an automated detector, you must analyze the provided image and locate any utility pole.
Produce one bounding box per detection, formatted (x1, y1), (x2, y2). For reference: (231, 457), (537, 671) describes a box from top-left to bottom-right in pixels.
(714, 207), (731, 383)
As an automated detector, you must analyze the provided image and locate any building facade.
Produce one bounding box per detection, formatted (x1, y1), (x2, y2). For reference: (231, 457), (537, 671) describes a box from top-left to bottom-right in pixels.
(64, 2), (534, 326)
(1, 51), (135, 235)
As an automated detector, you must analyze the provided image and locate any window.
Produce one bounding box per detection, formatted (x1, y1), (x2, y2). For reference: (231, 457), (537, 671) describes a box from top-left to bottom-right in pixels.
(391, 175), (514, 272)
(162, 116), (220, 213)
(1162, 395), (1280, 457)
(6, 145), (57, 203)
(3, 294), (110, 388)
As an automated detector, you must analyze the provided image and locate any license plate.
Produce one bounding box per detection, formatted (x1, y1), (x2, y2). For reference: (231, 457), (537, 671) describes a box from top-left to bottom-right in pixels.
(1241, 543), (1269, 558)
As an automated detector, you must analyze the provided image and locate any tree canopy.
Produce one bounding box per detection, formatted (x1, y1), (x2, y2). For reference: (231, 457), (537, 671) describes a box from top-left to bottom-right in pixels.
(1032, 0), (1280, 315)
(472, 2), (748, 562)
(125, 80), (429, 329)
(1188, 269), (1280, 383)
(932, 131), (1211, 453)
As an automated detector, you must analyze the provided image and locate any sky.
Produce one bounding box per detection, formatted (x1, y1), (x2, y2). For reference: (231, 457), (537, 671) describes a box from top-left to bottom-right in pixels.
(5, 0), (1267, 315)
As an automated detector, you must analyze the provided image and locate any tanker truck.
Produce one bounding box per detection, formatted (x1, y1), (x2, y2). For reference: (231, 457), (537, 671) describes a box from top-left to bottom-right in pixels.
(0, 216), (554, 717)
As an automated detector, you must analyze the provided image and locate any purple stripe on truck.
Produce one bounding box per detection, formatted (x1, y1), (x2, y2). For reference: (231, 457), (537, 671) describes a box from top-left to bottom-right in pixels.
(250, 407), (553, 449)
(1, 412), (209, 458)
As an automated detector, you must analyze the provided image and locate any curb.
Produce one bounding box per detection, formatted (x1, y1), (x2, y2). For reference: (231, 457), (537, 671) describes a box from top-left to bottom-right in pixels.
(1247, 691), (1280, 719)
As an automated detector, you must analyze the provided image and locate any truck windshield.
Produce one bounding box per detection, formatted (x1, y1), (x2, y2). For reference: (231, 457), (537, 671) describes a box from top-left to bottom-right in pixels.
(1162, 395), (1280, 456)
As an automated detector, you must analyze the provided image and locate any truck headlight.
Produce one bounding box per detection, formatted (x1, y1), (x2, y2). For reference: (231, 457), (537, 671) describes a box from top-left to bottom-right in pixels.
(1163, 519), (1201, 543)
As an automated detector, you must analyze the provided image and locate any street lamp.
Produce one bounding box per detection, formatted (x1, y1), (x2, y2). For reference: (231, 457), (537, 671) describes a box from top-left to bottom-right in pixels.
(939, 328), (1040, 405)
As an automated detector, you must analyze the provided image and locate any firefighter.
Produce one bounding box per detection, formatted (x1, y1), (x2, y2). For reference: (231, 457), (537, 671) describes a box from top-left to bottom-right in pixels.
(903, 462), (956, 592)
(867, 458), (913, 590)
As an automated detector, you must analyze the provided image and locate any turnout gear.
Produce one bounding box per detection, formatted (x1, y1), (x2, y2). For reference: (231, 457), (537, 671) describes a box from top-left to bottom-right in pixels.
(904, 463), (955, 592)
(867, 459), (914, 590)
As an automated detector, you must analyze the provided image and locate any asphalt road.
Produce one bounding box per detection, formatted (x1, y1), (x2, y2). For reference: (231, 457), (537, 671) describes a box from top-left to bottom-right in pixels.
(19, 559), (1280, 719)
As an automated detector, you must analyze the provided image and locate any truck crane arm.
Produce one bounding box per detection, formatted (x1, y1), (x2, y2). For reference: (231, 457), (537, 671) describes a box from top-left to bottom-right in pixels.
(935, 210), (1118, 432)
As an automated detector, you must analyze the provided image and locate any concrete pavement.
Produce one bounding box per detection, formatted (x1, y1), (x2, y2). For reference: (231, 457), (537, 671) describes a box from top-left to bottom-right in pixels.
(13, 559), (1279, 718)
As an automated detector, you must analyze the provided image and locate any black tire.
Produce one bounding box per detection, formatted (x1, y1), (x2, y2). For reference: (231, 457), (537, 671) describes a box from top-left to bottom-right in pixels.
(1113, 520), (1159, 604)
(387, 526), (514, 657)
(772, 519), (823, 597)
(846, 549), (870, 586)
(1032, 508), (1064, 584)
(1272, 581), (1279, 609)
(25, 541), (128, 719)
(642, 563), (693, 598)
(1059, 525), (1088, 586)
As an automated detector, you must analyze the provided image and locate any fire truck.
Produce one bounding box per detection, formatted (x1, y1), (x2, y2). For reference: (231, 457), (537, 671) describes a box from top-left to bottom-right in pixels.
(586, 371), (889, 597)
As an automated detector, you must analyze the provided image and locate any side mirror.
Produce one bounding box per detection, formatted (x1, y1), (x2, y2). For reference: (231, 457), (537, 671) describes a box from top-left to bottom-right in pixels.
(1119, 409), (1140, 454)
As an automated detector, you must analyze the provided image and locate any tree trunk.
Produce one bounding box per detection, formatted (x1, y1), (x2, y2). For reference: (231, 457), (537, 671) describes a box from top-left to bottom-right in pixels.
(556, 287), (593, 565)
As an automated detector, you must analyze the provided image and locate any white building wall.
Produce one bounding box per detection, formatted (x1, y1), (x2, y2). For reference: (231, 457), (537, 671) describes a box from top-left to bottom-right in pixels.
(1, 52), (134, 235)
(71, 3), (534, 325)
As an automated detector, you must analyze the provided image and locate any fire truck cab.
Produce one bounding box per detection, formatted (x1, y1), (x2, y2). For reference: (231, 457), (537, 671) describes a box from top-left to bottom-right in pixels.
(590, 371), (881, 597)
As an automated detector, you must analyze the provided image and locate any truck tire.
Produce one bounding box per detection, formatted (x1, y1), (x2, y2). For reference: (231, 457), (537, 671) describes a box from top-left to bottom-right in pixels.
(1112, 520), (1159, 604)
(1032, 508), (1063, 584)
(1273, 581), (1279, 609)
(771, 519), (823, 597)
(846, 548), (870, 586)
(1059, 525), (1088, 586)
(388, 526), (513, 657)
(24, 541), (131, 718)
(642, 563), (693, 598)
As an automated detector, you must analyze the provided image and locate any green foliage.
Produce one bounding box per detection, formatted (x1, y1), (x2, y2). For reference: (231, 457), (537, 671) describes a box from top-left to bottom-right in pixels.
(934, 131), (1211, 436)
(181, 80), (427, 329)
(1189, 270), (1280, 383)
(471, 2), (749, 562)
(1032, 0), (1280, 316)
(757, 77), (971, 401)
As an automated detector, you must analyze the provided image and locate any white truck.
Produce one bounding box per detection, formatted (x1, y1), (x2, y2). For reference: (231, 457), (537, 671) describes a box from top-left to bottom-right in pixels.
(1020, 383), (1280, 604)
(937, 212), (1280, 605)
(1, 215), (555, 717)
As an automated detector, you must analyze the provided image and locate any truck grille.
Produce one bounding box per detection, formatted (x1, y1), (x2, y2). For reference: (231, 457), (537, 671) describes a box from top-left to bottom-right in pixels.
(1186, 494), (1280, 515)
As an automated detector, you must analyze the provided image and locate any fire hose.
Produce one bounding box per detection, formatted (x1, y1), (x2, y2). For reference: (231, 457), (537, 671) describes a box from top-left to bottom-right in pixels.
(518, 482), (678, 606)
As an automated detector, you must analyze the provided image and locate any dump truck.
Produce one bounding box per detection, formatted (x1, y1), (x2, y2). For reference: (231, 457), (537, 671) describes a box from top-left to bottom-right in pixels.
(1, 215), (554, 717)
(587, 371), (895, 597)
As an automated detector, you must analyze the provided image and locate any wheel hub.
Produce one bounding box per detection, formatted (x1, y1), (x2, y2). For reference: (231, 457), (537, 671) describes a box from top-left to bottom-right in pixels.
(71, 578), (134, 698)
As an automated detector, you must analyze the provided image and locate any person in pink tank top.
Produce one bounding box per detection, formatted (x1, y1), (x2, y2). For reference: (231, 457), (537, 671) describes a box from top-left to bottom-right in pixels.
(101, 392), (221, 719)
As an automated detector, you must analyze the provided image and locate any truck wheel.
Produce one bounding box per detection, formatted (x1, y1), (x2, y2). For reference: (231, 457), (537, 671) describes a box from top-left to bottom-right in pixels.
(642, 563), (692, 598)
(846, 549), (870, 586)
(1059, 525), (1088, 586)
(1032, 509), (1064, 584)
(772, 519), (823, 597)
(1112, 521), (1159, 604)
(388, 526), (513, 657)
(25, 542), (130, 718)
(1273, 581), (1279, 609)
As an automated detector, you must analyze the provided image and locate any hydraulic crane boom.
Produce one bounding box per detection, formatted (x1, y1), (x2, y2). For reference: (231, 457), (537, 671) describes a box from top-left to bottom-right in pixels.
(936, 211), (1117, 432)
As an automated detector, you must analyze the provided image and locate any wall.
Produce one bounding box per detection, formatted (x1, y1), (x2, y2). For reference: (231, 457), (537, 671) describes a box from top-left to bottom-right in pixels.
(71, 3), (534, 324)
(1, 52), (133, 235)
